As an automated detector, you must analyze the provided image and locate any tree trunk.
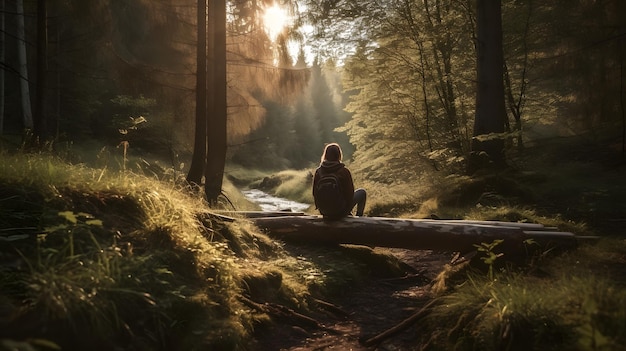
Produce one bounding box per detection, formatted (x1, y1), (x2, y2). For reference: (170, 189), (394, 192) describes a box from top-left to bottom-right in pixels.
(33, 0), (47, 141)
(0, 0), (5, 135)
(204, 0), (227, 204)
(16, 0), (33, 130)
(53, 14), (60, 140)
(249, 215), (581, 255)
(619, 31), (626, 162)
(468, 0), (507, 173)
(187, 0), (208, 186)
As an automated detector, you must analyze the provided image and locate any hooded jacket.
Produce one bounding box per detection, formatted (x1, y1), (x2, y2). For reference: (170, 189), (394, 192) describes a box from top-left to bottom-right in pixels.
(312, 160), (355, 215)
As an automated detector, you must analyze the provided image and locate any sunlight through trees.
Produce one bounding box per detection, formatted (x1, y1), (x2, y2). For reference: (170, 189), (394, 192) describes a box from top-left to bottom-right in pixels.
(263, 4), (289, 42)
(0, 0), (623, 194)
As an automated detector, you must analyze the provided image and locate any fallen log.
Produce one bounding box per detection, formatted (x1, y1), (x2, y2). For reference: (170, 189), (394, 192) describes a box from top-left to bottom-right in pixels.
(421, 219), (547, 230)
(219, 211), (555, 232)
(249, 215), (580, 254)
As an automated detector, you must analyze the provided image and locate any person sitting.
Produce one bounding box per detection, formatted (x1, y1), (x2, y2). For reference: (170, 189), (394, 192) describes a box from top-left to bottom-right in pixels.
(312, 143), (366, 218)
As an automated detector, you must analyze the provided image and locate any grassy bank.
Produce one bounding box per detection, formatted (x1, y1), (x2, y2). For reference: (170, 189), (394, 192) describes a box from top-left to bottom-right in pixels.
(0, 152), (408, 350)
(0, 152), (248, 349)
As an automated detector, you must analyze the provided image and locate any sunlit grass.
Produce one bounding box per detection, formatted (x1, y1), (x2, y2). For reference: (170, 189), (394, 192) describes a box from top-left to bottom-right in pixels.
(0, 152), (344, 349)
(225, 166), (274, 188)
(462, 205), (589, 234)
(272, 169), (313, 205)
(0, 151), (248, 348)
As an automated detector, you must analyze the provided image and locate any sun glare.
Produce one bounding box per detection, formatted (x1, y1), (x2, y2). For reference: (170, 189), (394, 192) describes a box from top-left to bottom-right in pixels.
(263, 5), (289, 41)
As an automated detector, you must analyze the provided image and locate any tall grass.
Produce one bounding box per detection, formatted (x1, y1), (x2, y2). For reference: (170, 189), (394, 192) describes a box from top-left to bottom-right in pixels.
(0, 152), (249, 349)
(0, 152), (322, 349)
(423, 238), (626, 351)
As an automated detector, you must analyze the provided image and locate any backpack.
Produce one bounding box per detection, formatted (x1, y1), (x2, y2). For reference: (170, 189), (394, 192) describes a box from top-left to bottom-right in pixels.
(314, 171), (346, 217)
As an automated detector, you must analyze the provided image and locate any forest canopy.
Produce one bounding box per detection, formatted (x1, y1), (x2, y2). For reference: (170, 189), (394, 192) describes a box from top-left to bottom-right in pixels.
(0, 0), (624, 179)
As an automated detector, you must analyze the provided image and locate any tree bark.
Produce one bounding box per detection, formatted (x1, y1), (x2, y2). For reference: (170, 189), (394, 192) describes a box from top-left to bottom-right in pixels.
(0, 0), (5, 135)
(204, 0), (227, 204)
(619, 31), (626, 162)
(249, 215), (580, 255)
(187, 0), (208, 186)
(468, 0), (507, 173)
(16, 0), (33, 130)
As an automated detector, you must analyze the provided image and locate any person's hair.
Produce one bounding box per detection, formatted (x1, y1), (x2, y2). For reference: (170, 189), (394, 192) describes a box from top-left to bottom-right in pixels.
(321, 143), (342, 163)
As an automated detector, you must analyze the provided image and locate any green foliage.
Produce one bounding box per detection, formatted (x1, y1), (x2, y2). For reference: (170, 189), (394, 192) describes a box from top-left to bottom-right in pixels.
(522, 2), (626, 134)
(474, 240), (504, 281)
(304, 0), (626, 186)
(336, 0), (475, 178)
(109, 95), (178, 162)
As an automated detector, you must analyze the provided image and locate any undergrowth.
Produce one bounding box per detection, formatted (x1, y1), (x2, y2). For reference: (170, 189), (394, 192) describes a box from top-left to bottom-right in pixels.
(423, 238), (626, 351)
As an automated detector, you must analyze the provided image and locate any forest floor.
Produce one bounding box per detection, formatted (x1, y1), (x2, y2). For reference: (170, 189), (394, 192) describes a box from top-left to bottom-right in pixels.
(251, 249), (454, 351)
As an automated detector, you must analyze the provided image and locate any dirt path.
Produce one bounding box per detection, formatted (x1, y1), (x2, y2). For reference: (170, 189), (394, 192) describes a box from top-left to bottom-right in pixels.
(252, 250), (453, 350)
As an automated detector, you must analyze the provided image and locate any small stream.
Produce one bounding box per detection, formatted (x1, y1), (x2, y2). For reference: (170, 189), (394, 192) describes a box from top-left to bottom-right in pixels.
(241, 189), (311, 212)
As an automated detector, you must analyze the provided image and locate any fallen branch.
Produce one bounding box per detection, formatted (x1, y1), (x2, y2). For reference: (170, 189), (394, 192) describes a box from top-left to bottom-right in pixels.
(310, 298), (351, 318)
(240, 296), (341, 334)
(361, 298), (440, 347)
